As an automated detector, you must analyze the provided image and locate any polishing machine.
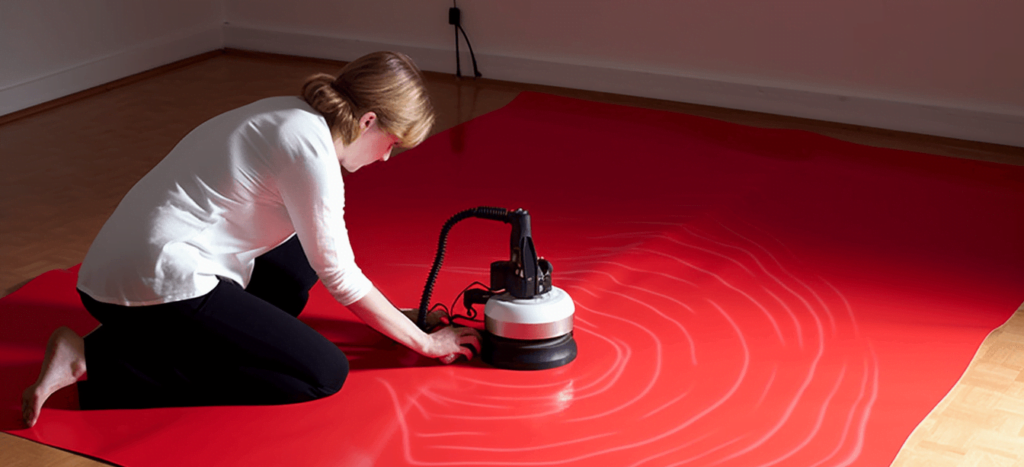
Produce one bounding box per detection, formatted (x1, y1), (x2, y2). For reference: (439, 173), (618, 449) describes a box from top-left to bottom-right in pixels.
(416, 207), (577, 370)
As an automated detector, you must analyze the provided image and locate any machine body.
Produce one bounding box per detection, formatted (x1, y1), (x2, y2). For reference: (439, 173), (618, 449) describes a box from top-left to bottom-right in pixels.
(480, 286), (577, 370)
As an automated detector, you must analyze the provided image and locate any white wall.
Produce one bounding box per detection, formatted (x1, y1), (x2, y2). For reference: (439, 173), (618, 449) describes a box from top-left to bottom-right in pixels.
(0, 0), (224, 116)
(223, 0), (1024, 147)
(2, 0), (1022, 146)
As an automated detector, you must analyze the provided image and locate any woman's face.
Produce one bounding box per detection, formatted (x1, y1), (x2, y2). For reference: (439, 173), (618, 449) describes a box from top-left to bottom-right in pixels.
(335, 113), (400, 173)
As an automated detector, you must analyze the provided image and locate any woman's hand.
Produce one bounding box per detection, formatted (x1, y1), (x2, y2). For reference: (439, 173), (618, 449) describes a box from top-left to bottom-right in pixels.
(423, 325), (482, 364)
(346, 287), (480, 364)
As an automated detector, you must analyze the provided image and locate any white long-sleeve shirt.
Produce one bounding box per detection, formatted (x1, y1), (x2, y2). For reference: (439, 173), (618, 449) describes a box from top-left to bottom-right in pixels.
(77, 97), (373, 307)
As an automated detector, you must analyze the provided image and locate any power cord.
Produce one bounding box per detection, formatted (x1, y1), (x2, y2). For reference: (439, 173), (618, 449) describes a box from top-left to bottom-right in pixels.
(417, 207), (509, 330)
(420, 282), (493, 333)
(449, 0), (482, 78)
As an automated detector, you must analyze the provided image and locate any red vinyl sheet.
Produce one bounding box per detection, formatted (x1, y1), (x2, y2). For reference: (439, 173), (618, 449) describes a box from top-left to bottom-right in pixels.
(3, 92), (1024, 466)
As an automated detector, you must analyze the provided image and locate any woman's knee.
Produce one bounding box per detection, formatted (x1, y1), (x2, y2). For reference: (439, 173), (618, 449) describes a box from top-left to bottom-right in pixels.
(247, 236), (320, 316)
(310, 349), (349, 399)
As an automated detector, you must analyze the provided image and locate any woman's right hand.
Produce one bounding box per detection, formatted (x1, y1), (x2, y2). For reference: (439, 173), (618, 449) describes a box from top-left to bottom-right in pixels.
(423, 325), (481, 364)
(345, 287), (482, 365)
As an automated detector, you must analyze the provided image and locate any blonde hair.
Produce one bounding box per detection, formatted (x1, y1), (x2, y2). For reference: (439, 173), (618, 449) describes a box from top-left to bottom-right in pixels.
(302, 51), (435, 148)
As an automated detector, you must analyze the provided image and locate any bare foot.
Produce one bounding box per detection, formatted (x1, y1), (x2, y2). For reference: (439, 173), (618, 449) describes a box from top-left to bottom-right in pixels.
(22, 326), (86, 428)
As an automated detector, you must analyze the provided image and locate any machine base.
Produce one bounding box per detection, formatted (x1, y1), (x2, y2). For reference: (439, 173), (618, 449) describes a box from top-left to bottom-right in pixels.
(481, 331), (578, 370)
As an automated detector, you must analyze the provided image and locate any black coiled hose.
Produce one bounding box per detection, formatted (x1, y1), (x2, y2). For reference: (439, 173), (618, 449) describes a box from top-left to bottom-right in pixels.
(416, 206), (510, 329)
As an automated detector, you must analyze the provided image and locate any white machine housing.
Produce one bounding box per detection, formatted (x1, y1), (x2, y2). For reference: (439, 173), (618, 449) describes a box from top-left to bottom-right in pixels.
(483, 286), (575, 340)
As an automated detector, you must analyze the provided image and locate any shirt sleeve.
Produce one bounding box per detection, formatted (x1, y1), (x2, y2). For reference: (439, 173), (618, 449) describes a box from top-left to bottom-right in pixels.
(276, 142), (373, 306)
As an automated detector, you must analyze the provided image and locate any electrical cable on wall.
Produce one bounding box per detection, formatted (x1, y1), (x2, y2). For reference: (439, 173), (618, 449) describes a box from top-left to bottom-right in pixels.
(450, 0), (481, 78)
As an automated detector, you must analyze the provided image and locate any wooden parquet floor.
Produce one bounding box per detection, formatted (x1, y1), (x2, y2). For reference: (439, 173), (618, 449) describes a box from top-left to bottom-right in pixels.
(1, 49), (1022, 466)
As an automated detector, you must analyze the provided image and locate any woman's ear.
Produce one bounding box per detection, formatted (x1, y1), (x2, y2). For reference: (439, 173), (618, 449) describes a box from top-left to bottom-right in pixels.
(359, 112), (377, 132)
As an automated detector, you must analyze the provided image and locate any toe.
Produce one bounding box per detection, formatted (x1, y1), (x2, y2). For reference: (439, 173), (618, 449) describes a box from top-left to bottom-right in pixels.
(23, 405), (35, 428)
(21, 387), (41, 428)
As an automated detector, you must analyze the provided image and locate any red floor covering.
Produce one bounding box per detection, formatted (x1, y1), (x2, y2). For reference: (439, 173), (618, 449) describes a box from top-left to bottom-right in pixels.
(3, 92), (1024, 466)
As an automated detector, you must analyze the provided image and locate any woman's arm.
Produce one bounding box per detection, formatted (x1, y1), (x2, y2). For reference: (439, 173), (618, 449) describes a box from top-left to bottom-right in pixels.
(347, 286), (480, 362)
(270, 119), (477, 361)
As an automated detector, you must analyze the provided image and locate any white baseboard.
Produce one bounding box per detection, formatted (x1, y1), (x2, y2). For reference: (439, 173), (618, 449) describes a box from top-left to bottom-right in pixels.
(0, 25), (224, 116)
(225, 24), (1024, 148)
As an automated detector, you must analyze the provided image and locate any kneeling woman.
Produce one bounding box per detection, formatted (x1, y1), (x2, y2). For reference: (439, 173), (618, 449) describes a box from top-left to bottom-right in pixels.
(23, 51), (480, 427)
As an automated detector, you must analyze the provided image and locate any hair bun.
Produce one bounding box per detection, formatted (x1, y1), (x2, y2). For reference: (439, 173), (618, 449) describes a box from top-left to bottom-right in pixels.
(302, 73), (352, 136)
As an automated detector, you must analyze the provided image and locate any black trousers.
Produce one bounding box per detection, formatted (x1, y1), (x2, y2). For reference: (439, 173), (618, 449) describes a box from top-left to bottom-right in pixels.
(77, 236), (348, 410)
